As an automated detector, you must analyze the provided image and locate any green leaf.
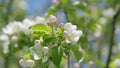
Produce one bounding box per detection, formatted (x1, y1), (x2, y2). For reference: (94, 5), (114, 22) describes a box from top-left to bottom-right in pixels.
(42, 35), (54, 46)
(57, 28), (64, 34)
(30, 24), (47, 31)
(52, 46), (63, 68)
(32, 30), (47, 37)
(62, 0), (68, 4)
(30, 24), (52, 37)
(24, 52), (31, 59)
(96, 60), (105, 67)
(71, 45), (85, 63)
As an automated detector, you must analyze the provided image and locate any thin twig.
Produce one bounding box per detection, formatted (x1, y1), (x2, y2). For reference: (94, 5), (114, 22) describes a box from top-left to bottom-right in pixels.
(106, 7), (120, 68)
(67, 51), (70, 68)
(4, 0), (14, 24)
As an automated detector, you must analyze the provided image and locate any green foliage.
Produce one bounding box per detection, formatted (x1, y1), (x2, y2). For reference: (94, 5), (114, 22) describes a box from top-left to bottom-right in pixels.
(30, 24), (52, 37)
(71, 45), (84, 63)
(96, 60), (105, 67)
(52, 46), (63, 68)
(24, 52), (31, 59)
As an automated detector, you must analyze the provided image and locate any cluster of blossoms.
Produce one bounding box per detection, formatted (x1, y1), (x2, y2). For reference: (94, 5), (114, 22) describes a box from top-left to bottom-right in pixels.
(0, 16), (45, 54)
(19, 15), (83, 67)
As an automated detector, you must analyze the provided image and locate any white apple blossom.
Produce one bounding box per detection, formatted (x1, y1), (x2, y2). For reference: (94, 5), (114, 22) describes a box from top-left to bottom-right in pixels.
(18, 0), (27, 10)
(0, 34), (10, 53)
(22, 18), (35, 35)
(2, 21), (23, 35)
(11, 35), (18, 42)
(102, 8), (115, 18)
(0, 34), (9, 42)
(19, 59), (27, 67)
(42, 47), (49, 55)
(99, 17), (107, 24)
(19, 59), (35, 68)
(114, 59), (120, 68)
(33, 53), (41, 60)
(94, 25), (102, 38)
(26, 59), (35, 68)
(42, 56), (48, 63)
(2, 42), (9, 54)
(73, 1), (80, 6)
(64, 23), (82, 43)
(35, 16), (46, 25)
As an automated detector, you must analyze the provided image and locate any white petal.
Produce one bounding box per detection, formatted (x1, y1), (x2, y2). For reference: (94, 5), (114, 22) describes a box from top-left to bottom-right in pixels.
(19, 59), (27, 67)
(42, 56), (48, 63)
(0, 34), (9, 42)
(42, 47), (49, 54)
(72, 30), (82, 43)
(27, 59), (35, 68)
(33, 53), (40, 60)
(35, 16), (46, 24)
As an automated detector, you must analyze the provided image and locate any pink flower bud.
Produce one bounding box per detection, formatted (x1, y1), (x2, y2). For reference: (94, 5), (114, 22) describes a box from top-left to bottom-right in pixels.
(59, 23), (64, 28)
(52, 0), (59, 4)
(34, 40), (40, 44)
(48, 15), (58, 24)
(47, 21), (52, 26)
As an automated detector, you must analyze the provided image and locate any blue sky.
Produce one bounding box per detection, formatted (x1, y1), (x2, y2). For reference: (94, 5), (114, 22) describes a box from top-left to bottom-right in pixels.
(27, 0), (52, 16)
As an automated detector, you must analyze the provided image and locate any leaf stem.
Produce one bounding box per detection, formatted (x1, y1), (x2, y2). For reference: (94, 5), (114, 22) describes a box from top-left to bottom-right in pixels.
(105, 7), (120, 68)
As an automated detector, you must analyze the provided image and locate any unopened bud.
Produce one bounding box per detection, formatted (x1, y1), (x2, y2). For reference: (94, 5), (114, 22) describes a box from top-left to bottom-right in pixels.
(47, 21), (52, 26)
(47, 15), (58, 25)
(59, 23), (64, 28)
(88, 60), (94, 68)
(34, 40), (40, 44)
(52, 0), (59, 4)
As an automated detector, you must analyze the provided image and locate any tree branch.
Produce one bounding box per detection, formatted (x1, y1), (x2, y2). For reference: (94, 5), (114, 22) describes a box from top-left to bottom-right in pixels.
(106, 7), (120, 68)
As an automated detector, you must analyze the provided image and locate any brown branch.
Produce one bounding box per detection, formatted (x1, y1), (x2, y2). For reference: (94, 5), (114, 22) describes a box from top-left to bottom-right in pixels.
(106, 7), (120, 68)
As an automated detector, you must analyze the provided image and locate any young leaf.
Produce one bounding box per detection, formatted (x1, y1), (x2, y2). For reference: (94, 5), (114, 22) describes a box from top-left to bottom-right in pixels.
(71, 45), (85, 63)
(30, 24), (47, 31)
(24, 52), (31, 59)
(52, 46), (63, 68)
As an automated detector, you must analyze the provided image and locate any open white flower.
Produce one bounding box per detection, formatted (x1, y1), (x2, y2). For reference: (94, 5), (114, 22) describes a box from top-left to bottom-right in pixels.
(0, 34), (9, 42)
(64, 23), (82, 43)
(19, 59), (35, 68)
(2, 22), (23, 35)
(19, 59), (27, 67)
(22, 18), (35, 34)
(114, 59), (120, 68)
(35, 16), (46, 25)
(42, 47), (49, 55)
(102, 8), (115, 18)
(0, 34), (10, 54)
(2, 42), (10, 54)
(42, 56), (48, 63)
(27, 59), (35, 68)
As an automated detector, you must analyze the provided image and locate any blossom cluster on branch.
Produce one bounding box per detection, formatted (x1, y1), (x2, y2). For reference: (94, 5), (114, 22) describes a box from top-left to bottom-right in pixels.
(19, 15), (83, 68)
